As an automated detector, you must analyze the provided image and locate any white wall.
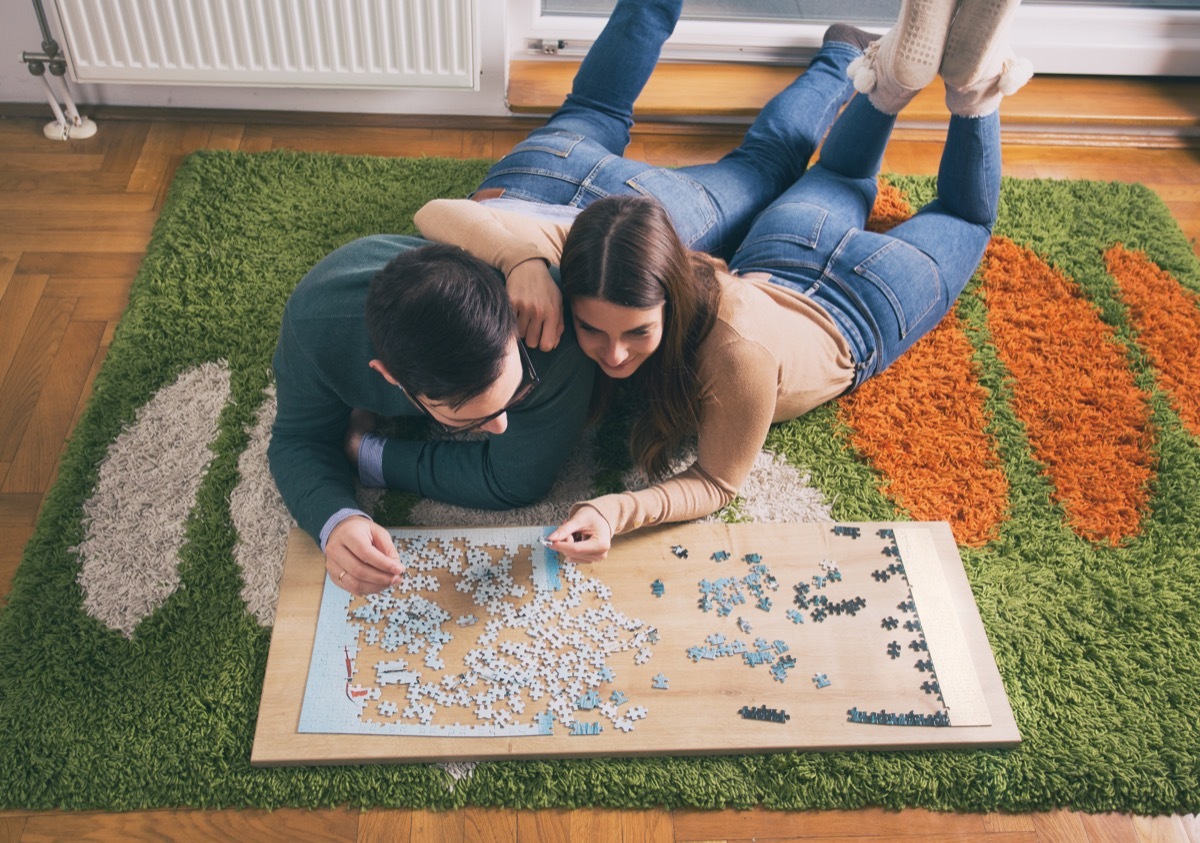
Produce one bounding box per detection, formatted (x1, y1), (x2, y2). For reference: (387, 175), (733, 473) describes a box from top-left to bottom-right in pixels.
(5, 0), (1199, 118)
(2, 0), (45, 104)
(1, 0), (513, 116)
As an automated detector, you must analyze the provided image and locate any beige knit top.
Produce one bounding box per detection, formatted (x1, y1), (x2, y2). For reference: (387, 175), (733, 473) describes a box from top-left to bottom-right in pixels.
(415, 198), (855, 536)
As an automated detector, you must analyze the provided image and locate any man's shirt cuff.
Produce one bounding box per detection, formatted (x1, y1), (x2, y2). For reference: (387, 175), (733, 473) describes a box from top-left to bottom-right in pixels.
(357, 431), (387, 488)
(319, 507), (371, 551)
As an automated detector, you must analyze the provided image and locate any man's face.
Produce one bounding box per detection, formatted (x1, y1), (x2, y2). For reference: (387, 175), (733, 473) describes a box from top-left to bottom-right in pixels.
(411, 339), (536, 435)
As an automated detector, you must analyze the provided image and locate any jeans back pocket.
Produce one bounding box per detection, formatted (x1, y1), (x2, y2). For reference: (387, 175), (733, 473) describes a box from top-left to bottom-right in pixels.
(621, 167), (718, 248)
(731, 202), (828, 273)
(852, 237), (942, 340)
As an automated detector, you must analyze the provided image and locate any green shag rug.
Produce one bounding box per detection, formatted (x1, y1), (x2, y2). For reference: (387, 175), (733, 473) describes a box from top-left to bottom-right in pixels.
(1, 149), (1199, 814)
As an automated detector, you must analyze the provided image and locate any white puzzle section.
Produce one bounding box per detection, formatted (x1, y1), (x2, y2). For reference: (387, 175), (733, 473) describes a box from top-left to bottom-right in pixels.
(299, 526), (657, 737)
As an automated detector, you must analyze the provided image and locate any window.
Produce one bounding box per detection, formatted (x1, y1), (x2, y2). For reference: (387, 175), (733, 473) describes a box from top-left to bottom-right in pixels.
(517, 0), (1200, 76)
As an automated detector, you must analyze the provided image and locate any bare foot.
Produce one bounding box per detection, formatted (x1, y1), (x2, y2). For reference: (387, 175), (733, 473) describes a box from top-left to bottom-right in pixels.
(344, 408), (379, 466)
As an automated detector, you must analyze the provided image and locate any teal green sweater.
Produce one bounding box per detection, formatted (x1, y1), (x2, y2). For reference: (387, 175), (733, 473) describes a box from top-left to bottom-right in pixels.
(269, 234), (594, 544)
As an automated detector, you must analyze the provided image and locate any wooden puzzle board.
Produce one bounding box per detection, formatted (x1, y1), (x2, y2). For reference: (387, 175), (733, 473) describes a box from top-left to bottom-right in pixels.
(252, 522), (1019, 766)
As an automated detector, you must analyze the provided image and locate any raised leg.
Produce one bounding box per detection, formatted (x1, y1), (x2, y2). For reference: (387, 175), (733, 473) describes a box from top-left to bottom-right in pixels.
(542, 0), (684, 154)
(884, 112), (1002, 261)
(672, 34), (865, 256)
(770, 91), (901, 231)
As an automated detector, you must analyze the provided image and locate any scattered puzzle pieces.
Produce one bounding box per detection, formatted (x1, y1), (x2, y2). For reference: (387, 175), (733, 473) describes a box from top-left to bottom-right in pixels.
(738, 704), (790, 723)
(577, 690), (602, 710)
(326, 529), (663, 739)
(743, 648), (772, 667)
(770, 655), (797, 683)
(307, 525), (962, 750)
(847, 707), (949, 727)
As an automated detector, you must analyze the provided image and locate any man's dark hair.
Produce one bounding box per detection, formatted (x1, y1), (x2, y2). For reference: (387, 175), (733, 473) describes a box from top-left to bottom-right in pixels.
(366, 243), (516, 406)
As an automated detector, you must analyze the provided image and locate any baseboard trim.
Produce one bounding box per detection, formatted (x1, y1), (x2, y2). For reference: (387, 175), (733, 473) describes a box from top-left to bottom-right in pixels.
(4, 80), (1197, 151)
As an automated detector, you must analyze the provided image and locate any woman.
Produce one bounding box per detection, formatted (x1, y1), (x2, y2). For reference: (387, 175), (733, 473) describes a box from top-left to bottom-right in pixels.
(421, 0), (1032, 561)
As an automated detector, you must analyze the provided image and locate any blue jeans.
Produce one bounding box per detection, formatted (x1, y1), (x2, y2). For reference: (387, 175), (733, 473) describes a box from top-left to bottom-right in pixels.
(729, 94), (1002, 385)
(476, 0), (860, 259)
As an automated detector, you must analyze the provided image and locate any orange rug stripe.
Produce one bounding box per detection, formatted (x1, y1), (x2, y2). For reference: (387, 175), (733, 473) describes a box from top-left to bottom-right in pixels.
(840, 181), (1009, 547)
(980, 238), (1156, 545)
(865, 180), (913, 234)
(1105, 244), (1200, 437)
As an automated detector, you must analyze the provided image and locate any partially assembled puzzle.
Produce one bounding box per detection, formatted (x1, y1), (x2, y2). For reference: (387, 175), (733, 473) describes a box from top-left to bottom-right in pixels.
(253, 522), (1019, 765)
(299, 527), (656, 737)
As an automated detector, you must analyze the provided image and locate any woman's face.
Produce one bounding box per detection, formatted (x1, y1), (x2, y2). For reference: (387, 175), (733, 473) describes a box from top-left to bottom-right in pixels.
(571, 296), (665, 379)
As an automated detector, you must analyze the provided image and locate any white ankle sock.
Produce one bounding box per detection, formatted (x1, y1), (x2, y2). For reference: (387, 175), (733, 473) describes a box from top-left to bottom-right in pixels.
(846, 0), (957, 115)
(941, 0), (1025, 88)
(944, 53), (1033, 116)
(849, 42), (919, 115)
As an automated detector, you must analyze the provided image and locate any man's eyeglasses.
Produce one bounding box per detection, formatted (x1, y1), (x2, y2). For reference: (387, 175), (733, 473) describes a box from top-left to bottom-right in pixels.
(403, 343), (540, 434)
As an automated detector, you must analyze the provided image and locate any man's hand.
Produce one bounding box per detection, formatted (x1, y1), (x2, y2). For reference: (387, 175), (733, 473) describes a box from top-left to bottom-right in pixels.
(507, 259), (564, 351)
(544, 506), (613, 563)
(325, 516), (404, 594)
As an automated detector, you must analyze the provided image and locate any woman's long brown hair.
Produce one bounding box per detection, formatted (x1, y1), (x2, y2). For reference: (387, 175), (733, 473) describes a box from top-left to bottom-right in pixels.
(560, 196), (721, 479)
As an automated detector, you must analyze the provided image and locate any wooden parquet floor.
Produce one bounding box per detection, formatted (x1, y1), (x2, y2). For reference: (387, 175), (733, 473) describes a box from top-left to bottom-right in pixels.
(1, 95), (1199, 841)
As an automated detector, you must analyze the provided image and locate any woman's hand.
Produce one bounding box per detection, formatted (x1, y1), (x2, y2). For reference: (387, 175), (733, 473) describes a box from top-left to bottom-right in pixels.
(507, 259), (564, 351)
(544, 506), (613, 563)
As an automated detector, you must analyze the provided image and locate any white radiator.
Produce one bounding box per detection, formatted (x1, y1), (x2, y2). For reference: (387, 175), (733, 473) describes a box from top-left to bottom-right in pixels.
(53, 0), (477, 89)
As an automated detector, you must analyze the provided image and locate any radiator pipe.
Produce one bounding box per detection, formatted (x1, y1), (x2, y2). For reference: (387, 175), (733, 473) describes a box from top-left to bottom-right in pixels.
(36, 74), (68, 126)
(31, 0), (59, 59)
(23, 0), (97, 140)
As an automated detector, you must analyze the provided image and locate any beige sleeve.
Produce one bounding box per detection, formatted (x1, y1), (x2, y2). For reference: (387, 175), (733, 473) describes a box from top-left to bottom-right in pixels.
(578, 335), (778, 536)
(413, 198), (570, 276)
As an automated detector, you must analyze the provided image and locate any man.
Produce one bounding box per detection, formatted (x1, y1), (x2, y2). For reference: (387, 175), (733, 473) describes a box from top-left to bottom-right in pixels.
(268, 236), (593, 595)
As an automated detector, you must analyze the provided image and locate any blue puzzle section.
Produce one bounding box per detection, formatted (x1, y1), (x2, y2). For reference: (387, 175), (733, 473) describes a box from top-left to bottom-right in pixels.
(537, 527), (563, 592)
(298, 575), (373, 733)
